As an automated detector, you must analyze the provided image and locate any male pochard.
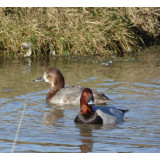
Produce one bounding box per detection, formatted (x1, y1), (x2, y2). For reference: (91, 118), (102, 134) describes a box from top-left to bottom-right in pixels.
(33, 68), (109, 105)
(74, 88), (128, 124)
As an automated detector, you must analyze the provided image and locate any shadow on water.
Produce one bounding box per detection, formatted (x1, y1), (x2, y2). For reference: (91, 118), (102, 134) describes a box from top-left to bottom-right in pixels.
(0, 46), (160, 152)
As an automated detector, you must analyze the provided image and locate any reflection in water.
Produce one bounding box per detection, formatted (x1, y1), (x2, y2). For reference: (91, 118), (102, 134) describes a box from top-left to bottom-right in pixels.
(41, 103), (118, 153)
(42, 106), (64, 126)
(1, 47), (160, 152)
(21, 58), (32, 74)
(76, 124), (102, 153)
(76, 123), (117, 153)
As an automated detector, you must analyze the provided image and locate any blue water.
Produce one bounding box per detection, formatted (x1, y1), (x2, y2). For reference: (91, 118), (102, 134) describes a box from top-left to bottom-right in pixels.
(0, 54), (160, 153)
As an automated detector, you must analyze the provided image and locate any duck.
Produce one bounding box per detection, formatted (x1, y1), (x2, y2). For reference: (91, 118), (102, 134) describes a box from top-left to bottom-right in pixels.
(22, 42), (32, 57)
(33, 67), (109, 105)
(74, 88), (128, 124)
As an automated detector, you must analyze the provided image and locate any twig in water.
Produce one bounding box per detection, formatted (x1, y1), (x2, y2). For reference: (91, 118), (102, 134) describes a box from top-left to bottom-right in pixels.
(11, 98), (28, 153)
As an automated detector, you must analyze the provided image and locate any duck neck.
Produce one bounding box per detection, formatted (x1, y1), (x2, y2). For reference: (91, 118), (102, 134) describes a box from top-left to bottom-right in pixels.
(80, 104), (93, 115)
(51, 77), (65, 90)
(46, 87), (58, 102)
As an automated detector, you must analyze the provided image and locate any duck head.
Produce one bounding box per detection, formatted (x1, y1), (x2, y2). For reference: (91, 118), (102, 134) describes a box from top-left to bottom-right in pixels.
(33, 68), (65, 91)
(80, 88), (95, 114)
(74, 88), (103, 124)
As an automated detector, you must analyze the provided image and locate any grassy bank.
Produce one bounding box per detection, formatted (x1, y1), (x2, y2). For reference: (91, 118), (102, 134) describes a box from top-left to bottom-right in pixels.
(0, 7), (160, 58)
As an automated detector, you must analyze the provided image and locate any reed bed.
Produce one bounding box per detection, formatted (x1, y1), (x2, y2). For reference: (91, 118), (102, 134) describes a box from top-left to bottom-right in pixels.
(0, 7), (160, 58)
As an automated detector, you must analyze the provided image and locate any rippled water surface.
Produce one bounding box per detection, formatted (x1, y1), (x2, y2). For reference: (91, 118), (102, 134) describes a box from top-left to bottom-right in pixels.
(0, 49), (160, 153)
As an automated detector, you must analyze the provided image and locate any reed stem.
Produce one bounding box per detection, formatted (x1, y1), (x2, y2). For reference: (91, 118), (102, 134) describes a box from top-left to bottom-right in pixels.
(11, 98), (28, 153)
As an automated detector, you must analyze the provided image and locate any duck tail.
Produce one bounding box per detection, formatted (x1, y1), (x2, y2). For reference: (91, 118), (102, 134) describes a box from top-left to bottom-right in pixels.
(119, 109), (129, 114)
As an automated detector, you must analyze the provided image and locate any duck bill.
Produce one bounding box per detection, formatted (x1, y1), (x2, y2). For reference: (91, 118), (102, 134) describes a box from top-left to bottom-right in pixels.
(87, 100), (95, 106)
(33, 76), (45, 82)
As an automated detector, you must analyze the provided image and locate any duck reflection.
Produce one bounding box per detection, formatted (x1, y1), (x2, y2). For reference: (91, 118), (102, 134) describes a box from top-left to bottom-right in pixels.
(42, 104), (64, 126)
(41, 104), (116, 153)
(76, 123), (117, 153)
(76, 123), (102, 152)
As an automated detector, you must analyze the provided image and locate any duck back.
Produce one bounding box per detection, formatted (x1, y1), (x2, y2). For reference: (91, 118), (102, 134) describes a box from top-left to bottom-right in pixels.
(50, 86), (109, 105)
(50, 86), (83, 104)
(93, 106), (128, 124)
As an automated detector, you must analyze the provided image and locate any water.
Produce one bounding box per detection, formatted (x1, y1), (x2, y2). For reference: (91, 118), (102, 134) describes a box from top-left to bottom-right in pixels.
(0, 48), (160, 153)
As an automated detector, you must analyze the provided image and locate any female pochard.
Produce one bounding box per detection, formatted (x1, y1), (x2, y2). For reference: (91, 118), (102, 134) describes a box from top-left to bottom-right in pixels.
(33, 68), (109, 105)
(74, 88), (128, 124)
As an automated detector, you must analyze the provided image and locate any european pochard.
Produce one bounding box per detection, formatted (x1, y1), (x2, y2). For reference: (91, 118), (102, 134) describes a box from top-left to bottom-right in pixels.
(33, 68), (109, 105)
(74, 88), (128, 124)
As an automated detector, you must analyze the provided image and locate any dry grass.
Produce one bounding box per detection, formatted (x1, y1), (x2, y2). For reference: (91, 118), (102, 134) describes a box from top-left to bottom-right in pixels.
(127, 8), (160, 38)
(0, 7), (160, 58)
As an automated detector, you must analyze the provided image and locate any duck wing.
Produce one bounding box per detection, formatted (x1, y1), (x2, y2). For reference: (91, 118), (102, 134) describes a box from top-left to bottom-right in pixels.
(93, 106), (128, 124)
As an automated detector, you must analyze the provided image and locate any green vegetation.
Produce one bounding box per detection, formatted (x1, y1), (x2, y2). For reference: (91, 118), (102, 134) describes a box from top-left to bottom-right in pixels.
(0, 7), (160, 58)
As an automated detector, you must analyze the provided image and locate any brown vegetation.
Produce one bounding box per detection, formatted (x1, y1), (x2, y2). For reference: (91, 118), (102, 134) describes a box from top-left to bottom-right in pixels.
(0, 7), (160, 58)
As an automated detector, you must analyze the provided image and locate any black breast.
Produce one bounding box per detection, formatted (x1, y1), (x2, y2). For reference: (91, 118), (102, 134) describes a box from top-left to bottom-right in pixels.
(74, 112), (103, 124)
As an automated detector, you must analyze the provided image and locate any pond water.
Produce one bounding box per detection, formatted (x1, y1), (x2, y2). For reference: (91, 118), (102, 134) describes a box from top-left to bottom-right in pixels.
(0, 47), (160, 153)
